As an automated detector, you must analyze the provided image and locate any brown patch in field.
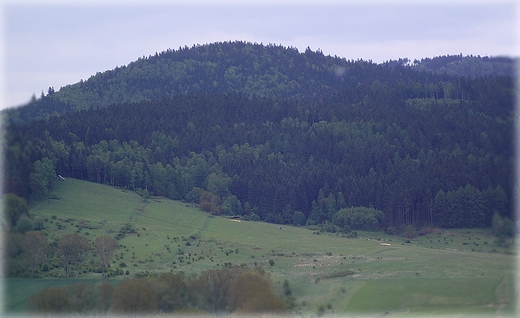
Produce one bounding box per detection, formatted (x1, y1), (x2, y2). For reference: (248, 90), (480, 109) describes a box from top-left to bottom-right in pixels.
(444, 231), (462, 237)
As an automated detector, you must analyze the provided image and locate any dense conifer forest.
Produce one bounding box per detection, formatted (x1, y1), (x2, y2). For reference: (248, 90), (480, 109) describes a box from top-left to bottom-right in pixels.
(3, 41), (516, 234)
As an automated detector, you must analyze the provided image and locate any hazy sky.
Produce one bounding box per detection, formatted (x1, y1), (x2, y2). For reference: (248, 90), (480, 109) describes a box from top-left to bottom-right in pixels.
(1, 0), (518, 109)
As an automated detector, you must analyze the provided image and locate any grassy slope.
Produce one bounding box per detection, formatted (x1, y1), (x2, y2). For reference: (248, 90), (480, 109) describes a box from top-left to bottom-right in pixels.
(6, 178), (517, 317)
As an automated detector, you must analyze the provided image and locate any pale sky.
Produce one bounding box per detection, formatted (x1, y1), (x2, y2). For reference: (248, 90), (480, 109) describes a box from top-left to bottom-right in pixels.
(1, 0), (518, 109)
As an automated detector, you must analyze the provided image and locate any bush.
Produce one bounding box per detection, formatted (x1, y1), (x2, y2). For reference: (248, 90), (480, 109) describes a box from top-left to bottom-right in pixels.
(342, 224), (352, 234)
(403, 225), (417, 238)
(27, 265), (287, 315)
(28, 282), (96, 314)
(492, 211), (515, 238)
(269, 259), (275, 266)
(4, 193), (29, 227)
(112, 278), (158, 313)
(33, 216), (45, 231)
(265, 213), (283, 224)
(15, 216), (34, 233)
(320, 221), (340, 233)
(292, 211), (306, 226)
(385, 226), (397, 235)
(332, 207), (385, 231)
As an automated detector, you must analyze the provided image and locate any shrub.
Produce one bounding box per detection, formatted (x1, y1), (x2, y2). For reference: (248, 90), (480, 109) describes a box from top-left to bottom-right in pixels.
(16, 216), (34, 233)
(385, 226), (397, 235)
(33, 216), (45, 231)
(332, 207), (385, 231)
(403, 225), (417, 238)
(292, 211), (306, 226)
(112, 278), (158, 313)
(492, 211), (515, 238)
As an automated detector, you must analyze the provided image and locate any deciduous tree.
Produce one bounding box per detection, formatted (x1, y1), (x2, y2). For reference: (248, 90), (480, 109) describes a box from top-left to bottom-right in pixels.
(111, 277), (158, 314)
(3, 193), (29, 228)
(20, 231), (49, 277)
(56, 233), (89, 278)
(93, 235), (117, 279)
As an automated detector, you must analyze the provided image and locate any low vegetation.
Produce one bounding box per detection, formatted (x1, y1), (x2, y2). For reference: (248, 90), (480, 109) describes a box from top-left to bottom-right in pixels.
(3, 179), (516, 316)
(28, 266), (286, 316)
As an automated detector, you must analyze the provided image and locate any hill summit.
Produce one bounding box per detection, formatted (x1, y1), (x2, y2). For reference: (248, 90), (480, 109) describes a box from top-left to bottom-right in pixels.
(4, 41), (515, 124)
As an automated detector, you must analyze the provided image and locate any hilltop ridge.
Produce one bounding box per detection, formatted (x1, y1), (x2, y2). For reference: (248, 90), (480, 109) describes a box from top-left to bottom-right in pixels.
(4, 41), (515, 125)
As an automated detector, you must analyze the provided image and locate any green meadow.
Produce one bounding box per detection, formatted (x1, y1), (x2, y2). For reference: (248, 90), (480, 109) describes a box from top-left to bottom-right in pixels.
(5, 178), (517, 317)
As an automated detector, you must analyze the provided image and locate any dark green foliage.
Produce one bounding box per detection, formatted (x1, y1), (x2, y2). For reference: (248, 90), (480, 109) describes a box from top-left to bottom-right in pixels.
(491, 212), (515, 239)
(6, 41), (438, 123)
(15, 215), (33, 234)
(433, 184), (492, 228)
(292, 211), (306, 226)
(332, 207), (385, 231)
(3, 193), (29, 227)
(403, 225), (418, 239)
(408, 54), (517, 78)
(28, 157), (57, 200)
(2, 42), (514, 230)
(33, 216), (45, 231)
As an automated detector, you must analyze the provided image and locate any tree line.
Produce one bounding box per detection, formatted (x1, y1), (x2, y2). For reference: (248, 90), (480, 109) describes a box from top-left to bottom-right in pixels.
(27, 266), (288, 315)
(3, 41), (515, 234)
(410, 54), (517, 78)
(4, 41), (465, 124)
(4, 74), (514, 233)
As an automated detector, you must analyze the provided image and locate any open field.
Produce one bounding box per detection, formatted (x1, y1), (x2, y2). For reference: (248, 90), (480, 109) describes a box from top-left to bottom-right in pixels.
(4, 178), (517, 317)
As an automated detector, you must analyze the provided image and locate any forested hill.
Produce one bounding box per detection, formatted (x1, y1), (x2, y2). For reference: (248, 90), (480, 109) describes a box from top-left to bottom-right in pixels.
(412, 55), (517, 78)
(5, 41), (511, 125)
(3, 41), (516, 234)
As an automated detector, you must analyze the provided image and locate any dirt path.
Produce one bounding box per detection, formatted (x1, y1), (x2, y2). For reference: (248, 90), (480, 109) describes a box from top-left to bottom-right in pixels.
(494, 276), (511, 317)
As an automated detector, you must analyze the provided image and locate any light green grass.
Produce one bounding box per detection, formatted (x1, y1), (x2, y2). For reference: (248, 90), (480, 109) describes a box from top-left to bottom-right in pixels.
(347, 277), (501, 313)
(7, 178), (517, 317)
